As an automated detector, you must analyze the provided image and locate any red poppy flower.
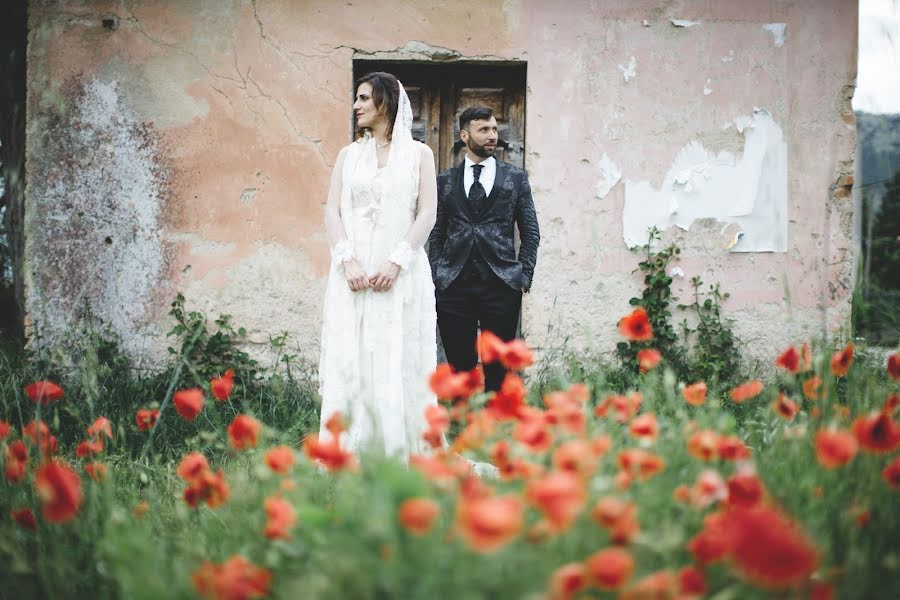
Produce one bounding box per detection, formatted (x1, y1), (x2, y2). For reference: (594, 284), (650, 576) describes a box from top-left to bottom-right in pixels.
(135, 408), (159, 432)
(302, 434), (356, 472)
(173, 388), (204, 421)
(192, 555), (271, 600)
(501, 338), (534, 370)
(637, 348), (661, 373)
(398, 497), (440, 535)
(5, 440), (28, 483)
(591, 435), (612, 457)
(775, 346), (800, 373)
(227, 414), (262, 450)
(830, 342), (854, 377)
(547, 563), (586, 600)
(544, 393), (586, 435)
(885, 393), (899, 414)
(617, 449), (665, 480)
(727, 505), (819, 589)
(21, 420), (58, 457)
(84, 416), (112, 441)
(691, 469), (727, 508)
(425, 404), (450, 434)
(687, 430), (719, 462)
(678, 566), (707, 595)
(726, 471), (766, 508)
(177, 452), (210, 483)
(773, 393), (799, 421)
(888, 352), (900, 381)
(802, 377), (823, 401)
(75, 438), (104, 458)
(618, 308), (653, 341)
(263, 495), (295, 540)
(852, 412), (900, 454)
(264, 445), (295, 475)
(184, 469), (230, 508)
(0, 419), (10, 440)
(487, 374), (527, 420)
(34, 461), (83, 523)
(591, 496), (639, 543)
(717, 435), (751, 461)
(814, 428), (858, 469)
(476, 330), (505, 365)
(584, 547), (634, 590)
(456, 494), (523, 553)
(730, 380), (764, 403)
(210, 369), (235, 401)
(514, 410), (554, 453)
(410, 453), (470, 486)
(621, 570), (680, 599)
(682, 381), (707, 406)
(24, 380), (64, 404)
(602, 392), (642, 423)
(83, 462), (109, 482)
(552, 439), (598, 478)
(686, 511), (733, 564)
(882, 456), (900, 489)
(628, 413), (659, 440)
(525, 470), (587, 532)
(11, 507), (37, 531)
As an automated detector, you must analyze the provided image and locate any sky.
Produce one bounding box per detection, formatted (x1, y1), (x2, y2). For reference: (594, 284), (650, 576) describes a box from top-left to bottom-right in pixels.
(854, 0), (900, 113)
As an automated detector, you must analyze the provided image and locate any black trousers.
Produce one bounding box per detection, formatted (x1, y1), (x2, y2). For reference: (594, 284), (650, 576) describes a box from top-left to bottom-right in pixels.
(436, 271), (522, 392)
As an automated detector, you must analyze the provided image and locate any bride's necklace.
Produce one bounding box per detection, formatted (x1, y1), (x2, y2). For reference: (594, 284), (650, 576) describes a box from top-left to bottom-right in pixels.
(376, 139), (391, 149)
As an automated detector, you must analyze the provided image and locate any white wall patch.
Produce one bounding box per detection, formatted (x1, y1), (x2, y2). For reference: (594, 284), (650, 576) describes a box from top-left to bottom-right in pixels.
(595, 153), (622, 199)
(618, 56), (637, 82)
(762, 23), (787, 47)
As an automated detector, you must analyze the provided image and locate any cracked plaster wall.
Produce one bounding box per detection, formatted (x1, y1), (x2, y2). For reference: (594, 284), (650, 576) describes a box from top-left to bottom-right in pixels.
(25, 0), (857, 370)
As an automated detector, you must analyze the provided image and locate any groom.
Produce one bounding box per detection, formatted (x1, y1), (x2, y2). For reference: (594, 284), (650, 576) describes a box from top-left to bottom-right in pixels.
(428, 106), (540, 392)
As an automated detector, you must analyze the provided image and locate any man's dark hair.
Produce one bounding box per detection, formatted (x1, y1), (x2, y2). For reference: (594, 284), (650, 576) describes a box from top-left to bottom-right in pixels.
(459, 107), (494, 132)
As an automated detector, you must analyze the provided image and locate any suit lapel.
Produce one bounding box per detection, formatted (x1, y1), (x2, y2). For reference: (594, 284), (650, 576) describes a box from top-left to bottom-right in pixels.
(452, 161), (474, 220)
(486, 159), (509, 204)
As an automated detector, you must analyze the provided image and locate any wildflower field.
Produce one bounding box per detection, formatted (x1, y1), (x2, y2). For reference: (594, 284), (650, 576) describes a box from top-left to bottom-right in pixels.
(1, 307), (899, 600)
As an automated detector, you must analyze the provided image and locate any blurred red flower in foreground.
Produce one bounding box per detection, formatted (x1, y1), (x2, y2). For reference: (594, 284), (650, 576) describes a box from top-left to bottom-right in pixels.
(184, 470), (230, 509)
(617, 449), (665, 481)
(22, 420), (58, 456)
(814, 428), (858, 469)
(584, 547), (634, 591)
(882, 457), (900, 489)
(398, 497), (440, 535)
(687, 430), (719, 462)
(87, 416), (113, 440)
(775, 346), (800, 373)
(5, 440), (28, 483)
(476, 332), (534, 370)
(83, 462), (109, 482)
(227, 415), (262, 450)
(717, 435), (751, 461)
(24, 380), (64, 404)
(178, 452), (210, 483)
(726, 472), (766, 508)
(11, 507), (37, 531)
(852, 412), (900, 454)
(772, 393), (799, 421)
(135, 408), (159, 432)
(75, 438), (104, 458)
(192, 555), (271, 600)
(682, 381), (707, 406)
(455, 494), (523, 552)
(264, 445), (295, 475)
(525, 470), (587, 532)
(637, 348), (661, 373)
(802, 377), (823, 400)
(547, 562), (586, 600)
(34, 461), (83, 523)
(429, 364), (482, 400)
(730, 380), (764, 403)
(173, 388), (204, 421)
(263, 495), (295, 540)
(302, 434), (356, 472)
(830, 342), (854, 377)
(210, 369), (235, 401)
(888, 352), (900, 381)
(618, 308), (653, 341)
(487, 374), (527, 420)
(628, 413), (659, 440)
(0, 419), (9, 440)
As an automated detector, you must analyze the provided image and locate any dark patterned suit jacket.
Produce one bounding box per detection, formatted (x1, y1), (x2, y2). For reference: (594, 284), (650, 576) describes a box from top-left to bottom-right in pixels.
(428, 159), (540, 292)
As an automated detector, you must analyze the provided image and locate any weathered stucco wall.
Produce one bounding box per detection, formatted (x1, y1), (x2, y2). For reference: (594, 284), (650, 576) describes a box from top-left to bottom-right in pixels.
(24, 0), (857, 369)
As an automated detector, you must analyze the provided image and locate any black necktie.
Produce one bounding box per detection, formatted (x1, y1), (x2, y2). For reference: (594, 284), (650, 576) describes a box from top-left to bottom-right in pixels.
(470, 164), (486, 214)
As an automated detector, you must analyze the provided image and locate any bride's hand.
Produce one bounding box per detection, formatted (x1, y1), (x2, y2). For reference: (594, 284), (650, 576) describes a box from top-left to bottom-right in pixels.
(343, 259), (370, 292)
(369, 261), (401, 292)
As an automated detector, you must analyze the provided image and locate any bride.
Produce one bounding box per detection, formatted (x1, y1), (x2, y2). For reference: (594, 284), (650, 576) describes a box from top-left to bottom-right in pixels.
(318, 71), (439, 460)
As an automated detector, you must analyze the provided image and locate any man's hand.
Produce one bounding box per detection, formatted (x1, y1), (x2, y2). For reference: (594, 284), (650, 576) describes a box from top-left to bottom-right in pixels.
(369, 261), (401, 292)
(343, 259), (370, 292)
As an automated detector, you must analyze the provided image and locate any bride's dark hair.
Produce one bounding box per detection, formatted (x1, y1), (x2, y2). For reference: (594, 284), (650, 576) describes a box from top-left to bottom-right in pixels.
(354, 71), (400, 140)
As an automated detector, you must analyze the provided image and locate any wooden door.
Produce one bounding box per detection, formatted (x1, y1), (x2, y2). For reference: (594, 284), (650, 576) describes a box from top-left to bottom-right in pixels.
(353, 62), (526, 172)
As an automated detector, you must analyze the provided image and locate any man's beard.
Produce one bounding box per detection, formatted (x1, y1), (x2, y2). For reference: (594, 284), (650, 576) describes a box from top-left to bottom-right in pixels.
(467, 138), (495, 158)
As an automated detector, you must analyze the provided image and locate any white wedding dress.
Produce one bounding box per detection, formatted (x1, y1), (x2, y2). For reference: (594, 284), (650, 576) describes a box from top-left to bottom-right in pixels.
(318, 83), (438, 460)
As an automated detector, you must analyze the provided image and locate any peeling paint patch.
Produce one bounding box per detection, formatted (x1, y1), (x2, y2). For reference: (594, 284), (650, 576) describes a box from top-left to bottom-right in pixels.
(595, 153), (622, 199)
(703, 78), (713, 95)
(622, 110), (787, 252)
(26, 78), (171, 364)
(671, 19), (701, 28)
(617, 56), (637, 82)
(240, 187), (259, 203)
(721, 50), (735, 63)
(762, 23), (786, 47)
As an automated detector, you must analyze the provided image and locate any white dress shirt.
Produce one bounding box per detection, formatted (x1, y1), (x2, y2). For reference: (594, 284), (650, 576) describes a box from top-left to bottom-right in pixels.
(464, 155), (496, 198)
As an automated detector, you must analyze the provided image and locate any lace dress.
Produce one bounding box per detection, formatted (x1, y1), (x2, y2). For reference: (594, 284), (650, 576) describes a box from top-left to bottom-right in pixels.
(318, 156), (438, 460)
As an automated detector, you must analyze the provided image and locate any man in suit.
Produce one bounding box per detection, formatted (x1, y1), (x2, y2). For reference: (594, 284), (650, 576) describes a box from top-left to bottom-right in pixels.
(428, 106), (540, 392)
